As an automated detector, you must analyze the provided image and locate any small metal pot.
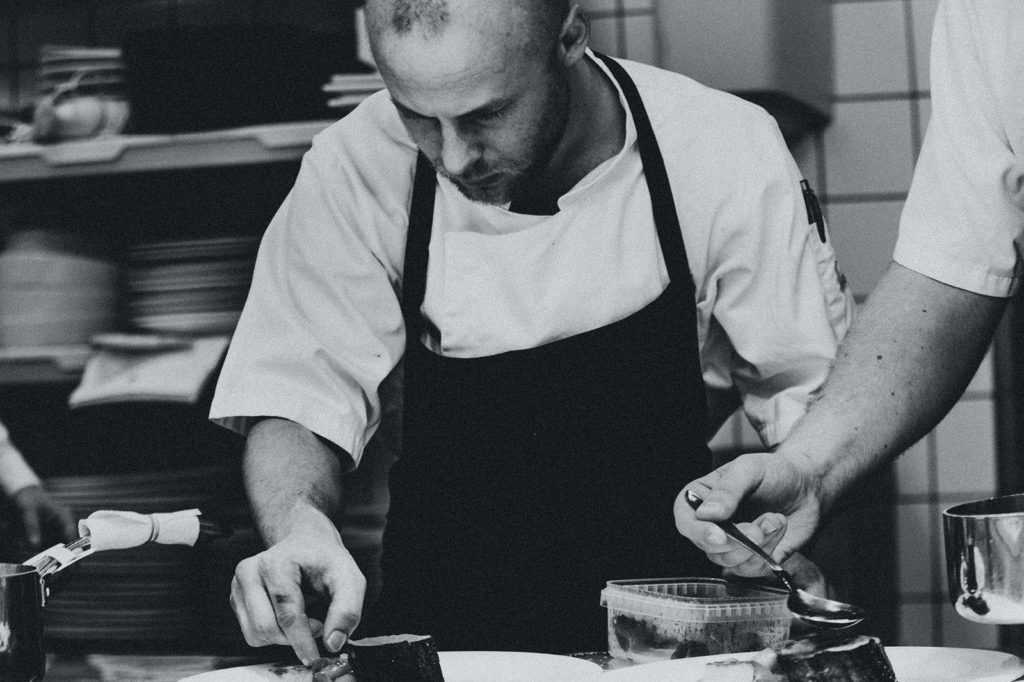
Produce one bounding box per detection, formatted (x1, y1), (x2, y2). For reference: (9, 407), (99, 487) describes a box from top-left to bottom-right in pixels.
(0, 563), (49, 681)
(944, 493), (1024, 624)
(0, 510), (228, 680)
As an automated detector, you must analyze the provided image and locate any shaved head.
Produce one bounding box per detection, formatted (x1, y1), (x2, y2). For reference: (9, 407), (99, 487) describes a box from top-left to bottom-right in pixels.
(366, 0), (589, 206)
(367, 0), (570, 52)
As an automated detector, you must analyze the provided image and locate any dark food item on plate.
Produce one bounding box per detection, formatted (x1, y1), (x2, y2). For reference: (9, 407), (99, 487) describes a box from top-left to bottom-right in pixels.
(346, 634), (445, 682)
(268, 656), (352, 681)
(700, 632), (896, 682)
(310, 654), (354, 682)
(774, 632), (895, 681)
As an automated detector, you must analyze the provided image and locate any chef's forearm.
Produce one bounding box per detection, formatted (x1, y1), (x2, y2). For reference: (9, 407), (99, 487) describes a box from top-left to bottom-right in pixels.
(243, 418), (348, 546)
(779, 262), (1006, 511)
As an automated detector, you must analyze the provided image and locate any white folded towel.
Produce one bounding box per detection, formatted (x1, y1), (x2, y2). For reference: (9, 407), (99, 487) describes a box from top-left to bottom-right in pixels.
(78, 508), (202, 551)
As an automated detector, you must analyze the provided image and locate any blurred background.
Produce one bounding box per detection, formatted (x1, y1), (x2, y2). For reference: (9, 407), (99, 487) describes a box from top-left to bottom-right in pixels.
(0, 0), (1012, 660)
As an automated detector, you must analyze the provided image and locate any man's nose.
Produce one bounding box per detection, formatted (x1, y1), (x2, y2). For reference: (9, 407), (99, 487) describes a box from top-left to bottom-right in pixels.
(438, 123), (480, 176)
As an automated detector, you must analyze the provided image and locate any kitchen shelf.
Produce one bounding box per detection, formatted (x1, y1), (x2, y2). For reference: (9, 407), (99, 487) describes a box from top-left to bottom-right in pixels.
(0, 120), (334, 183)
(0, 345), (90, 385)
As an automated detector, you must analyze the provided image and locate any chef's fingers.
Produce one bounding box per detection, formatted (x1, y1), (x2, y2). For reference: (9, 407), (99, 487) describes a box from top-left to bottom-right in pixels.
(674, 486), (724, 550)
(258, 560), (320, 666)
(702, 456), (772, 520)
(703, 516), (786, 576)
(52, 503), (78, 544)
(308, 618), (325, 639)
(321, 570), (366, 653)
(231, 559), (282, 649)
(721, 514), (788, 577)
(19, 508), (42, 548)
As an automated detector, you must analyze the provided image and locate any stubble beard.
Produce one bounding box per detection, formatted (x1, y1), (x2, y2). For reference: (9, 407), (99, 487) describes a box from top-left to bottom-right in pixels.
(442, 66), (571, 206)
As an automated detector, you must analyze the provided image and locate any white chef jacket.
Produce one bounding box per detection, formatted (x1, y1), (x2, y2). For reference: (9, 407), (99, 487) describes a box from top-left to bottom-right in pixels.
(210, 54), (853, 464)
(894, 0), (1024, 297)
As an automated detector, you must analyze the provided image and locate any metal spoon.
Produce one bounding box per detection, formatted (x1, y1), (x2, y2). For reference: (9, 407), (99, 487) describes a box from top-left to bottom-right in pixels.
(684, 489), (866, 629)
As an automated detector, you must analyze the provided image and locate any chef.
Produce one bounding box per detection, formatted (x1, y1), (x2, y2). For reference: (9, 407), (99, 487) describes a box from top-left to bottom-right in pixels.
(210, 0), (852, 664)
(0, 418), (76, 550)
(677, 0), (1022, 582)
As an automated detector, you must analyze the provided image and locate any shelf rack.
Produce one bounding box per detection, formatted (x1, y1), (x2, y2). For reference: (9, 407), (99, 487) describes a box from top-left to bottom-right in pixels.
(0, 120), (333, 183)
(0, 120), (337, 384)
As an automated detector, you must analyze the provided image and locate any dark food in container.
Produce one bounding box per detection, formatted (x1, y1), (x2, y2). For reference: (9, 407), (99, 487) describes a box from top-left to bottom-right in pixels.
(347, 634), (445, 682)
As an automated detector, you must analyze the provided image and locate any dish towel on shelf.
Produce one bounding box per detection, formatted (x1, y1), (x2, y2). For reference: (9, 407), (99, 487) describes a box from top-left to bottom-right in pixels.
(68, 335), (229, 408)
(78, 508), (202, 551)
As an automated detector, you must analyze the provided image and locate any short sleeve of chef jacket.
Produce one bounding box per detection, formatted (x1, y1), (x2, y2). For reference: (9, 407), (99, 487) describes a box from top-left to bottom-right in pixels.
(894, 0), (1024, 296)
(209, 58), (854, 462)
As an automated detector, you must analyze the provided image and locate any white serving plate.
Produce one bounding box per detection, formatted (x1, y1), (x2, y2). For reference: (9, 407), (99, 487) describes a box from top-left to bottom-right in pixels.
(602, 646), (1024, 682)
(180, 650), (603, 682)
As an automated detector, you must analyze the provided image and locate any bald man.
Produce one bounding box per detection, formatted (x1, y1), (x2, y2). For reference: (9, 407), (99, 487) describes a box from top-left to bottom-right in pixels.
(211, 0), (852, 661)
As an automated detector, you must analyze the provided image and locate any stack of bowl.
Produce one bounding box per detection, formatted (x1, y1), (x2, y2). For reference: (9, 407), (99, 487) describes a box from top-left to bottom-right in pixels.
(0, 230), (117, 348)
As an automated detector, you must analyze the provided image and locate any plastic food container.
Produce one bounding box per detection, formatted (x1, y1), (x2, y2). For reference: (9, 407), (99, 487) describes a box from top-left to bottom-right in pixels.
(600, 577), (791, 663)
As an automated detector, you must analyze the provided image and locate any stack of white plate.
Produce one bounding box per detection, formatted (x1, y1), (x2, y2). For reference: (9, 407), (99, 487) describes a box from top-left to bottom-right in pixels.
(322, 71), (385, 108)
(125, 237), (258, 335)
(38, 45), (126, 99)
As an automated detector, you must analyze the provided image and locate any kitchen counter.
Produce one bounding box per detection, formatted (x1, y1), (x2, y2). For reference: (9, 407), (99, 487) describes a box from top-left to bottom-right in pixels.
(45, 654), (259, 681)
(44, 651), (632, 680)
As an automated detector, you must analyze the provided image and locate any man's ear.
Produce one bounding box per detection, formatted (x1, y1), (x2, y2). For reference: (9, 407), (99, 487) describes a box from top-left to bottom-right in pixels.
(557, 3), (589, 66)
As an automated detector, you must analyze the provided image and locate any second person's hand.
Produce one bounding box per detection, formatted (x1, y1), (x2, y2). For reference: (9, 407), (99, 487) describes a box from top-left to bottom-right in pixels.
(230, 504), (366, 666)
(674, 451), (825, 577)
(11, 484), (77, 549)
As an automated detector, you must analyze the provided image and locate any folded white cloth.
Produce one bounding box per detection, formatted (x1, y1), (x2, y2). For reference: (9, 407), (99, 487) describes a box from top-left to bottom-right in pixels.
(78, 508), (202, 551)
(68, 335), (229, 408)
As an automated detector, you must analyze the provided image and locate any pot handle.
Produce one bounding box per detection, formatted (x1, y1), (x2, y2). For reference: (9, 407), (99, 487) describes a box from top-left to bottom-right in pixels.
(24, 537), (94, 581)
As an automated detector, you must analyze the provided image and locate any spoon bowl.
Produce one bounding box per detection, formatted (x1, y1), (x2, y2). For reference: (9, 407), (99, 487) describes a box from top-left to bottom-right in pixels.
(684, 489), (866, 629)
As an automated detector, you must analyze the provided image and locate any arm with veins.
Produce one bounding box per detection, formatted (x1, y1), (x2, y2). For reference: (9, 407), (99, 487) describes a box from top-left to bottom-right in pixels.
(676, 262), (1007, 575)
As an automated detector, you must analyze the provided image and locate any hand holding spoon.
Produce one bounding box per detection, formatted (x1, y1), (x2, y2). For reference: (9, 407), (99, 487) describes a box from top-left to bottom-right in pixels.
(684, 489), (866, 629)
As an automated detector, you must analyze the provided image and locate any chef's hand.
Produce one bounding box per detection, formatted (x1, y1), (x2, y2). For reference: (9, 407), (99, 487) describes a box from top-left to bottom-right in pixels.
(11, 484), (77, 549)
(230, 504), (366, 666)
(674, 451), (824, 577)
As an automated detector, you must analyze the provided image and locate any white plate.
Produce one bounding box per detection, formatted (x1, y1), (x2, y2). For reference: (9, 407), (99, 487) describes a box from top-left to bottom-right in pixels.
(180, 651), (602, 682)
(602, 646), (1024, 682)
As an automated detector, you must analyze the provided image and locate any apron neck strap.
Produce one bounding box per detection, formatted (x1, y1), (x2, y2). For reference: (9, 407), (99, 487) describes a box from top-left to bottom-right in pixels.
(403, 152), (437, 340)
(403, 53), (699, 330)
(592, 52), (695, 293)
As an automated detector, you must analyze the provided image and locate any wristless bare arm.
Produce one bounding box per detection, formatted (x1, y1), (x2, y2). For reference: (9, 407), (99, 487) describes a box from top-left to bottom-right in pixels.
(678, 263), (1007, 572)
(786, 262), (1006, 512)
(233, 417), (365, 665)
(244, 417), (348, 544)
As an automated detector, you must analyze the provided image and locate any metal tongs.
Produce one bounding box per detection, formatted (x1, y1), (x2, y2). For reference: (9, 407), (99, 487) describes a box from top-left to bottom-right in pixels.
(24, 536), (94, 581)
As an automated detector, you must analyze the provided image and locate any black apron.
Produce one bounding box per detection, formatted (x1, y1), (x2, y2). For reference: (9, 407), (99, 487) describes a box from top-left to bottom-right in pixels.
(363, 54), (714, 654)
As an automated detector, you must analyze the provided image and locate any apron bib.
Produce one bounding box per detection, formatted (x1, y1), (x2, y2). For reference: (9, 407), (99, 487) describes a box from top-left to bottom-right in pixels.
(364, 54), (714, 654)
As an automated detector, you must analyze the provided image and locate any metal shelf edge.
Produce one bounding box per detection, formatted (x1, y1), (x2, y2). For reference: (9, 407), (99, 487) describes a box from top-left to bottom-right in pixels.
(0, 120), (336, 182)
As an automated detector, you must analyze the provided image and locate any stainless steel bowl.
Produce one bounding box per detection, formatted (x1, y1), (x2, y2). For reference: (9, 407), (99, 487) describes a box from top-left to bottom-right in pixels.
(944, 494), (1024, 624)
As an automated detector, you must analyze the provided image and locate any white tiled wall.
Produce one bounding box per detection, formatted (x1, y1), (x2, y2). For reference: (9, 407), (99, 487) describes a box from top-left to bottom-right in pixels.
(832, 1), (910, 95)
(824, 200), (904, 296)
(824, 100), (916, 199)
(580, 0), (658, 65)
(821, 0), (999, 650)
